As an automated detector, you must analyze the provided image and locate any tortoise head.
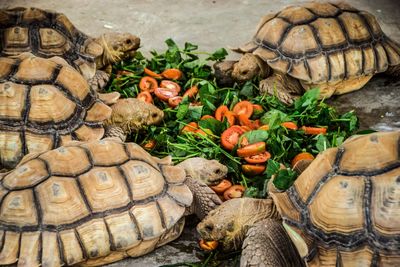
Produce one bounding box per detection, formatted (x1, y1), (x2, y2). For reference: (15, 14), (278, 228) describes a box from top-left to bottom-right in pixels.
(197, 198), (276, 251)
(96, 32), (140, 68)
(105, 98), (163, 134)
(232, 53), (270, 82)
(177, 158), (228, 186)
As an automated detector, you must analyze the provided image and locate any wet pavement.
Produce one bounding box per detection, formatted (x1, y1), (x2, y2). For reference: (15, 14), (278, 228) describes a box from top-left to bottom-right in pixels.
(1, 0), (399, 266)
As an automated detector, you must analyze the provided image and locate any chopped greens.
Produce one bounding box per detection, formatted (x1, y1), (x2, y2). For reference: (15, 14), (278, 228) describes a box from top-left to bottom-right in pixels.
(108, 39), (359, 198)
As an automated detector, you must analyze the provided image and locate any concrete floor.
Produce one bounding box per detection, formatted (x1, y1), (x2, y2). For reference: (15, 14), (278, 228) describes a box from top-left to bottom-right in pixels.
(1, 0), (399, 266)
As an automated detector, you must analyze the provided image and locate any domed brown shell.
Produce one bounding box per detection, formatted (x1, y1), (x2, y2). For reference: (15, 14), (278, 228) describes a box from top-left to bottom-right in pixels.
(270, 131), (400, 266)
(0, 138), (192, 266)
(0, 7), (103, 80)
(239, 2), (400, 84)
(0, 53), (111, 169)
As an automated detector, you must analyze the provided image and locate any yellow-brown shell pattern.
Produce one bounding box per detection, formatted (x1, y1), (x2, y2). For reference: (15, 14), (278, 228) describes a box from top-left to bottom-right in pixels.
(241, 2), (400, 84)
(271, 132), (400, 266)
(0, 7), (102, 79)
(0, 54), (111, 169)
(0, 139), (192, 266)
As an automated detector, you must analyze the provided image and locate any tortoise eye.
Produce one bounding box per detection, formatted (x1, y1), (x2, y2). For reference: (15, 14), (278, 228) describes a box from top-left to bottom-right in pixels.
(126, 39), (132, 45)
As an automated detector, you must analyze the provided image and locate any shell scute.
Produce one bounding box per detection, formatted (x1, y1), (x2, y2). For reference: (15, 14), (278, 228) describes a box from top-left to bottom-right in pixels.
(37, 177), (90, 225)
(76, 219), (111, 258)
(0, 189), (37, 226)
(39, 146), (90, 176)
(79, 167), (130, 212)
(121, 160), (165, 201)
(131, 202), (165, 240)
(105, 212), (141, 250)
(2, 158), (48, 189)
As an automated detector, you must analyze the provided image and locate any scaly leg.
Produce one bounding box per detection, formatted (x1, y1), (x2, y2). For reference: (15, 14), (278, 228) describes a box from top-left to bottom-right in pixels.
(88, 70), (110, 92)
(241, 219), (305, 267)
(259, 72), (304, 105)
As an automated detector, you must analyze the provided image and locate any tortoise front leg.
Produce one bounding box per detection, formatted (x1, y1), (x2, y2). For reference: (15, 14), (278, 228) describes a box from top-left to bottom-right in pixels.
(88, 70), (110, 92)
(241, 218), (305, 267)
(184, 177), (222, 220)
(259, 72), (304, 105)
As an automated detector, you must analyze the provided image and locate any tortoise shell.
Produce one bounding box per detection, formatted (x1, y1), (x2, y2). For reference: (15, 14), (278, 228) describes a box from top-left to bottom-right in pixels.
(239, 2), (400, 84)
(0, 7), (103, 80)
(270, 131), (400, 265)
(0, 138), (192, 266)
(0, 53), (111, 169)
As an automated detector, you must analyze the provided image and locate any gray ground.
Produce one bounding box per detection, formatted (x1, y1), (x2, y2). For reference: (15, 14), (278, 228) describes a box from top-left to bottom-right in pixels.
(1, 0), (399, 266)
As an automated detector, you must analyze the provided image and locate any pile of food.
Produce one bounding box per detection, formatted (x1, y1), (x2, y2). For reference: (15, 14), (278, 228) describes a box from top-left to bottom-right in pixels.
(108, 39), (359, 205)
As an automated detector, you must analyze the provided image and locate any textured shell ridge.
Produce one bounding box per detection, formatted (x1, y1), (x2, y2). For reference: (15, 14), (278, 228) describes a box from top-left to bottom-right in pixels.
(0, 139), (191, 265)
(246, 2), (398, 83)
(272, 132), (400, 264)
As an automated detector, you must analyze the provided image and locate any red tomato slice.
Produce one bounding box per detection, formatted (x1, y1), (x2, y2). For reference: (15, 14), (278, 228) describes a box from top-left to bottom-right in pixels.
(160, 80), (181, 93)
(139, 76), (158, 92)
(241, 164), (266, 176)
(215, 105), (229, 121)
(224, 111), (236, 126)
(154, 87), (179, 101)
(168, 96), (183, 108)
(183, 85), (199, 98)
(223, 185), (245, 200)
(210, 179), (232, 194)
(144, 67), (162, 79)
(281, 122), (298, 130)
(244, 151), (271, 164)
(221, 125), (245, 151)
(233, 101), (253, 118)
(237, 142), (266, 157)
(136, 91), (153, 103)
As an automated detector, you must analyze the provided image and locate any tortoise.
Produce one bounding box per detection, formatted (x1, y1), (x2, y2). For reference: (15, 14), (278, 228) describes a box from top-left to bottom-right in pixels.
(0, 6), (140, 91)
(0, 53), (164, 170)
(198, 131), (400, 266)
(214, 2), (400, 104)
(0, 137), (227, 266)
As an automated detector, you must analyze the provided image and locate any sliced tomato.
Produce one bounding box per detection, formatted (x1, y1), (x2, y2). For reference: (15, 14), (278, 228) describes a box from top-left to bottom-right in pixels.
(220, 125), (245, 151)
(210, 179), (232, 194)
(142, 139), (156, 150)
(162, 68), (183, 80)
(136, 91), (153, 104)
(160, 80), (181, 93)
(181, 122), (198, 133)
(200, 115), (214, 120)
(154, 87), (178, 101)
(199, 239), (218, 251)
(233, 100), (253, 118)
(215, 105), (229, 121)
(301, 126), (327, 135)
(258, 124), (270, 131)
(240, 136), (249, 147)
(224, 111), (236, 126)
(237, 142), (266, 157)
(223, 185), (245, 200)
(139, 76), (158, 92)
(240, 125), (252, 132)
(238, 114), (257, 129)
(252, 104), (263, 112)
(144, 67), (162, 79)
(291, 152), (315, 167)
(183, 85), (199, 98)
(244, 151), (271, 164)
(168, 96), (183, 108)
(242, 164), (266, 176)
(281, 121), (298, 130)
